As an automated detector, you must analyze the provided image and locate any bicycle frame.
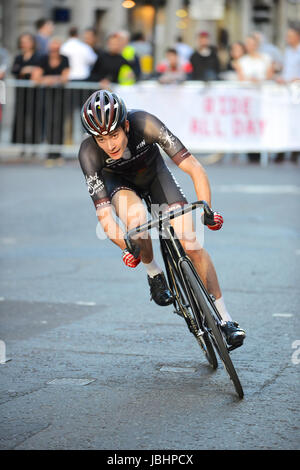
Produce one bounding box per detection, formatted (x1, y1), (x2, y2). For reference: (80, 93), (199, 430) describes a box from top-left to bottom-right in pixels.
(128, 195), (223, 333)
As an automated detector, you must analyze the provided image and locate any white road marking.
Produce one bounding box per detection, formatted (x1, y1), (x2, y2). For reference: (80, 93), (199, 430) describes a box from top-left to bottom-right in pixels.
(75, 301), (96, 306)
(215, 185), (300, 195)
(159, 366), (197, 373)
(273, 313), (294, 318)
(47, 378), (96, 386)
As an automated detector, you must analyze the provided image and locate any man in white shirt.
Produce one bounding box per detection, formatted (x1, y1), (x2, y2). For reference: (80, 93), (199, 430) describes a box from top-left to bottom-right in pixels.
(60, 26), (97, 81)
(279, 24), (300, 83)
(175, 36), (193, 62)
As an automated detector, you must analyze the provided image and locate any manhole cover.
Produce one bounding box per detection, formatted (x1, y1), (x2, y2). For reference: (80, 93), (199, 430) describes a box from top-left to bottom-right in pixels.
(47, 378), (96, 386)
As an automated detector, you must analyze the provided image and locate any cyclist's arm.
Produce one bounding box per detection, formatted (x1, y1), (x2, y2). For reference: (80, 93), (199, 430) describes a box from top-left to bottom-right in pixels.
(176, 154), (212, 207)
(96, 205), (126, 250)
(78, 136), (126, 250)
(140, 111), (212, 206)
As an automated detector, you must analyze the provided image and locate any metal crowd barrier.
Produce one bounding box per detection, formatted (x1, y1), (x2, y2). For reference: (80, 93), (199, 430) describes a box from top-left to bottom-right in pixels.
(0, 79), (100, 157)
(0, 79), (299, 165)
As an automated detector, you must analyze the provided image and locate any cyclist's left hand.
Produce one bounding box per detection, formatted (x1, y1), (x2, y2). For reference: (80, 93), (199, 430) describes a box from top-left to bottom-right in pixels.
(122, 249), (141, 268)
(204, 211), (224, 231)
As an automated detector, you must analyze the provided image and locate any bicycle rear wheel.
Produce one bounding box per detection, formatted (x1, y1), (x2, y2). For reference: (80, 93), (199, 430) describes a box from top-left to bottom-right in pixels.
(181, 261), (244, 399)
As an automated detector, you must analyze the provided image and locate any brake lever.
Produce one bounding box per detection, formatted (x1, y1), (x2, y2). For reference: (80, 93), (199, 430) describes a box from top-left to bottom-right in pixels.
(202, 203), (216, 226)
(124, 234), (141, 259)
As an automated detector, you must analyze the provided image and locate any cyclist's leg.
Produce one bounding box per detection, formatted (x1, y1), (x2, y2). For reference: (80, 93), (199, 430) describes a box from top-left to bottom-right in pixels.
(112, 186), (173, 305)
(149, 162), (220, 294)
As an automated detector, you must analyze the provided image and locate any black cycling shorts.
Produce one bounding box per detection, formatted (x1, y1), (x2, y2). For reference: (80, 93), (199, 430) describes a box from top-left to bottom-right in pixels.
(102, 161), (188, 211)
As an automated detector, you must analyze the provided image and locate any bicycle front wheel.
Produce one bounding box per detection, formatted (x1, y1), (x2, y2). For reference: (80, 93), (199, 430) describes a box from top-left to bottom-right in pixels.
(181, 261), (244, 399)
(164, 250), (218, 369)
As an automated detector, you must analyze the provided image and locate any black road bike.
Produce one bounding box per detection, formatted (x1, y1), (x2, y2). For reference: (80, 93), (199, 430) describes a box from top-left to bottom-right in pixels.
(125, 197), (244, 399)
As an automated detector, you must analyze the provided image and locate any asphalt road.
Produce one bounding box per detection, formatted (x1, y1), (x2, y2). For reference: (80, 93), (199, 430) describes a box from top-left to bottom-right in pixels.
(0, 157), (299, 450)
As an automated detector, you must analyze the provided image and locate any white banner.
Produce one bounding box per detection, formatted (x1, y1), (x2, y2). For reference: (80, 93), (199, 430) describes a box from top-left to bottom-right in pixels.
(114, 82), (300, 152)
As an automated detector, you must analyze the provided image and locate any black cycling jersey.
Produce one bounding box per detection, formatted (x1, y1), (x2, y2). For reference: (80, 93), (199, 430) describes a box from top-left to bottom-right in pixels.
(78, 110), (190, 210)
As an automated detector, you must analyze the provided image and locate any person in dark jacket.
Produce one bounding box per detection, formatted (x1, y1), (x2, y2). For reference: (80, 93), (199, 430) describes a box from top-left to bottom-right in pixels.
(11, 32), (42, 145)
(32, 37), (70, 163)
(88, 33), (129, 88)
(190, 31), (220, 81)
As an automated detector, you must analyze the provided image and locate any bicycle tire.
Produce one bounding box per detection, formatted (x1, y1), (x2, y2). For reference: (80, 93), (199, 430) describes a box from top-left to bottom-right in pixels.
(164, 250), (218, 370)
(181, 261), (244, 399)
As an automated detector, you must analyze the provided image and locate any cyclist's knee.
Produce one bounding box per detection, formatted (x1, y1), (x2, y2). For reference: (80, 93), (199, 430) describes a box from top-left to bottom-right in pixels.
(128, 208), (147, 229)
(181, 235), (203, 253)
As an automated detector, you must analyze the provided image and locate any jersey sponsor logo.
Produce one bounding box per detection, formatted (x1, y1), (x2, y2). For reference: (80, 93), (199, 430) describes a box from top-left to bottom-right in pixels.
(105, 157), (116, 165)
(158, 126), (176, 150)
(85, 172), (104, 196)
(105, 148), (132, 165)
(136, 139), (146, 150)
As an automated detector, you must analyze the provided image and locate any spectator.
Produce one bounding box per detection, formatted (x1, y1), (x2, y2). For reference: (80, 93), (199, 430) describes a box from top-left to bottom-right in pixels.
(88, 33), (131, 88)
(235, 35), (273, 82)
(32, 37), (70, 164)
(156, 48), (192, 84)
(228, 42), (246, 70)
(116, 30), (141, 83)
(277, 24), (300, 83)
(235, 35), (274, 164)
(175, 35), (193, 62)
(0, 46), (9, 80)
(253, 31), (283, 73)
(11, 32), (41, 80)
(11, 33), (42, 145)
(0, 47), (9, 132)
(190, 31), (220, 81)
(83, 27), (103, 57)
(60, 26), (97, 81)
(221, 41), (246, 79)
(35, 18), (54, 55)
(32, 37), (69, 86)
(217, 28), (230, 72)
(130, 32), (153, 77)
(275, 23), (300, 164)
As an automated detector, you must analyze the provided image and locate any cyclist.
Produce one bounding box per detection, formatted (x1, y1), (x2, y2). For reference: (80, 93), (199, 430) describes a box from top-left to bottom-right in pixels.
(78, 90), (245, 347)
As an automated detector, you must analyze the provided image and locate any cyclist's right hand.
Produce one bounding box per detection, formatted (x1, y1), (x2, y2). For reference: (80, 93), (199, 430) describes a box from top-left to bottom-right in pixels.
(122, 249), (141, 268)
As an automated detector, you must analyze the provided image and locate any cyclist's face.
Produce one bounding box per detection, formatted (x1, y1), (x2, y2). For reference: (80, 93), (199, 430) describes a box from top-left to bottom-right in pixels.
(94, 121), (129, 159)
